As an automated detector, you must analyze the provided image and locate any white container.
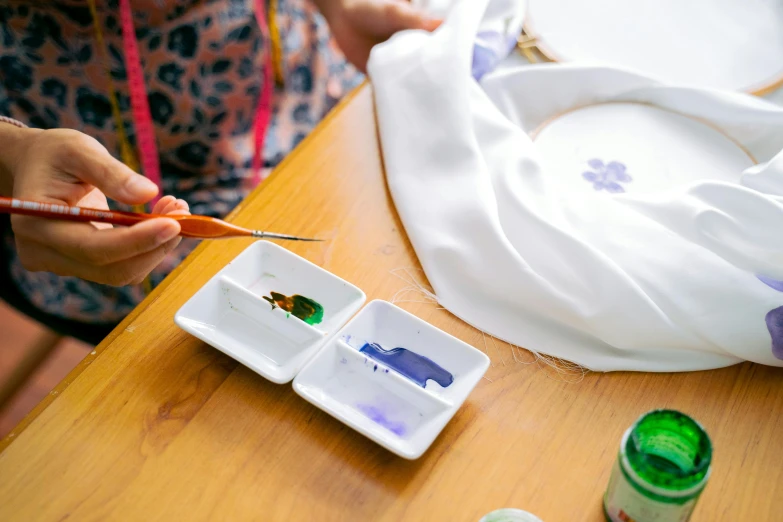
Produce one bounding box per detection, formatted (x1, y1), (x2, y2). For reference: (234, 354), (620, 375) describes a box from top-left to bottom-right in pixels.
(175, 241), (366, 384)
(479, 509), (543, 522)
(293, 300), (490, 459)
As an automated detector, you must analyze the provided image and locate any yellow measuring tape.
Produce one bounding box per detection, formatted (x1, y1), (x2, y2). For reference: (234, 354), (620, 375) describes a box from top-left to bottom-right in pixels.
(87, 0), (140, 176)
(268, 0), (284, 87)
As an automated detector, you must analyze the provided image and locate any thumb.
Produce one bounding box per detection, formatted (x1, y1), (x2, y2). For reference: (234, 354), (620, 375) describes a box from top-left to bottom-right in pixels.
(67, 133), (158, 205)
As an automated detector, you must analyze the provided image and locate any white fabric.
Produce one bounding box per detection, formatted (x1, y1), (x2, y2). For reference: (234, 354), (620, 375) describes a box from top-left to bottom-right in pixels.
(368, 0), (783, 371)
(413, 0), (526, 80)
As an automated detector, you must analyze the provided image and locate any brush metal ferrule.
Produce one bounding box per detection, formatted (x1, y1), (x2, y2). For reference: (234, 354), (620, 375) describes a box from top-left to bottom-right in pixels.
(251, 230), (322, 242)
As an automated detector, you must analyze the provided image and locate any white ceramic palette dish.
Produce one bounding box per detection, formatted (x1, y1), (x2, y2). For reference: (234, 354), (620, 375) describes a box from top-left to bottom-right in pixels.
(525, 0), (783, 94)
(531, 102), (755, 196)
(293, 300), (490, 459)
(174, 241), (366, 384)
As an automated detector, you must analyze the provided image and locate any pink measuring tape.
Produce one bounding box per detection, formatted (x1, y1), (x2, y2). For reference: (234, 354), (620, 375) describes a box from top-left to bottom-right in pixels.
(118, 0), (273, 203)
(252, 0), (274, 186)
(118, 0), (162, 207)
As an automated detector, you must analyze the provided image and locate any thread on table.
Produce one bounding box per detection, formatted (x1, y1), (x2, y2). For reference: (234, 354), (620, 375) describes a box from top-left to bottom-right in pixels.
(389, 267), (443, 308)
(389, 267), (588, 383)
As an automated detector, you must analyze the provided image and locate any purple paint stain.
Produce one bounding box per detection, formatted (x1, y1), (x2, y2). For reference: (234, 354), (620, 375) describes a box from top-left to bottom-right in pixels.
(757, 275), (783, 358)
(355, 403), (406, 436)
(359, 342), (454, 388)
(765, 306), (783, 360)
(373, 364), (378, 372)
(758, 275), (783, 293)
(472, 31), (518, 81)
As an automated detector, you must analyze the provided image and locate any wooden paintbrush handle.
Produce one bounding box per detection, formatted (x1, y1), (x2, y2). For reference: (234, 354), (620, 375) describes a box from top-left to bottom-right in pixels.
(0, 197), (146, 226)
(0, 197), (252, 239)
(172, 215), (252, 239)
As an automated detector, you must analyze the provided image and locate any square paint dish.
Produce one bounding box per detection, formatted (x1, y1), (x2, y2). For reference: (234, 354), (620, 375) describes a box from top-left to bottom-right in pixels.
(293, 300), (491, 459)
(175, 241), (366, 384)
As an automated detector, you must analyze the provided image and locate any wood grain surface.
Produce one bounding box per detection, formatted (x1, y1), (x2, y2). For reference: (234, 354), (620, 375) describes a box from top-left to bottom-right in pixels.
(0, 86), (781, 522)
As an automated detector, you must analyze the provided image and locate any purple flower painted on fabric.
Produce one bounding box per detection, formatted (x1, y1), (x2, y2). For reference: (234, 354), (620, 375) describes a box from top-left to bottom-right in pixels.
(765, 306), (783, 360)
(582, 159), (632, 193)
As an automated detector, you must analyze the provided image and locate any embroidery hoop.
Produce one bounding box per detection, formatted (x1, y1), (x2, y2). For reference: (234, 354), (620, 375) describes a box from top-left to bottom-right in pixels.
(518, 0), (783, 96)
(528, 101), (757, 196)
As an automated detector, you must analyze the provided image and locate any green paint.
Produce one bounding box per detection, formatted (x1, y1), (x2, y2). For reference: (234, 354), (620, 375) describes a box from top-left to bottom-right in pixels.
(263, 291), (324, 325)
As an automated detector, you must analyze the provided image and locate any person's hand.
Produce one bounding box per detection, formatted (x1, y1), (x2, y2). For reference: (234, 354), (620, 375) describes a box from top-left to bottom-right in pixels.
(1, 127), (189, 286)
(316, 0), (441, 72)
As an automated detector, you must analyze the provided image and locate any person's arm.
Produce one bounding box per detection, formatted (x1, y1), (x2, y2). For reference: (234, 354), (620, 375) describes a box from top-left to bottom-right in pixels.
(311, 0), (440, 72)
(0, 121), (189, 286)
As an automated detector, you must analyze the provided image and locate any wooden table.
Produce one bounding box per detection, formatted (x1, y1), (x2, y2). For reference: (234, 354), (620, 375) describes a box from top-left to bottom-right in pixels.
(1, 86), (782, 522)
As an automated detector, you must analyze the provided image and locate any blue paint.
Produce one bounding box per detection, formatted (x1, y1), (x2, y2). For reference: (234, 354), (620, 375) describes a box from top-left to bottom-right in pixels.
(359, 342), (454, 388)
(373, 364), (378, 372)
(355, 403), (406, 436)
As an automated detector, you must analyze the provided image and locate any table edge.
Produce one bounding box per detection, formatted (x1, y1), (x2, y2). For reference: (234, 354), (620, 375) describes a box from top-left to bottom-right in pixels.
(0, 83), (369, 453)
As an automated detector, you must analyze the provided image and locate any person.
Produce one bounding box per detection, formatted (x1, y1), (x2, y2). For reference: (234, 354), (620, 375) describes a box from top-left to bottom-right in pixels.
(0, 0), (438, 344)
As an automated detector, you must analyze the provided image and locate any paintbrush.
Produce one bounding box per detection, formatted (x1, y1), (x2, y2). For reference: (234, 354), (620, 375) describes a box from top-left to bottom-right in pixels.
(0, 196), (322, 242)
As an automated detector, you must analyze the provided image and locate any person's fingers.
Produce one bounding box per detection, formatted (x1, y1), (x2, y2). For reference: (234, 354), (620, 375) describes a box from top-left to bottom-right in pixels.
(123, 237), (182, 286)
(152, 195), (177, 214)
(152, 196), (189, 216)
(160, 199), (181, 215)
(56, 131), (159, 205)
(13, 216), (181, 266)
(17, 236), (181, 286)
(382, 1), (433, 33)
(421, 17), (442, 32)
(13, 240), (62, 274)
(336, 0), (440, 72)
(359, 0), (438, 36)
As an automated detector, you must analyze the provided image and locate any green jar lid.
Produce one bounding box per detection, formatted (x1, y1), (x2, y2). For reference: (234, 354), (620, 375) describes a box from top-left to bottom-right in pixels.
(622, 409), (712, 496)
(478, 508), (543, 522)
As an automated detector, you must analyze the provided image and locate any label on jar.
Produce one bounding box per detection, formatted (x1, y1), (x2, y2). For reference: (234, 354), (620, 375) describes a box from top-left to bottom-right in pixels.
(604, 461), (698, 522)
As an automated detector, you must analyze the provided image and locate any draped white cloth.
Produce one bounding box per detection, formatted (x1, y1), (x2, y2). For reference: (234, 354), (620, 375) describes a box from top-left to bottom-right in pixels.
(368, 0), (783, 371)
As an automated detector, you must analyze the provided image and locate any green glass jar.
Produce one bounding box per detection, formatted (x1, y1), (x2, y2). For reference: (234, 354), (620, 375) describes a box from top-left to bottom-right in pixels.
(604, 409), (712, 522)
(479, 508), (542, 522)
